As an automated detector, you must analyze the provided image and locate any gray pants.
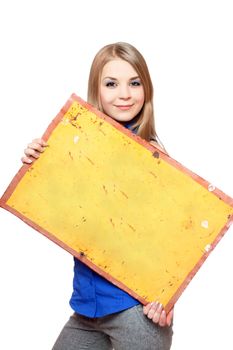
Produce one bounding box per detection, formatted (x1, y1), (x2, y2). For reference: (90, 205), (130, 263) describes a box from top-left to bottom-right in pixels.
(52, 305), (173, 350)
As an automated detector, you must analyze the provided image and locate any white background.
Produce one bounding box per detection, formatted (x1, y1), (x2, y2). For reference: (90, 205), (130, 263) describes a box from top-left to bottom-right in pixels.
(0, 1), (232, 349)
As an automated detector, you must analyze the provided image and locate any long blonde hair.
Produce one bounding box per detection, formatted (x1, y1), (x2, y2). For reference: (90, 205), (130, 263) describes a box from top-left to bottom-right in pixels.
(87, 42), (161, 145)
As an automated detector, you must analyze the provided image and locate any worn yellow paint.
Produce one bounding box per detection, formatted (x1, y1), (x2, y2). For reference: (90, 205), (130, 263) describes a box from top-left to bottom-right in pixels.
(5, 98), (233, 307)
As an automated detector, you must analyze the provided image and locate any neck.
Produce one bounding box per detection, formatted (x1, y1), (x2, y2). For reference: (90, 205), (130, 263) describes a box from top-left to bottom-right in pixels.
(122, 114), (140, 129)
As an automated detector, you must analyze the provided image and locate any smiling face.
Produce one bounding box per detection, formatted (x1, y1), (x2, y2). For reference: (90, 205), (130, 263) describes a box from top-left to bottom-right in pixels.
(99, 59), (145, 123)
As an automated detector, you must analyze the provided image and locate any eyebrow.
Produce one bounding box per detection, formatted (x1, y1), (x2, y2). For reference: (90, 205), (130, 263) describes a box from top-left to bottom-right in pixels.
(102, 76), (140, 81)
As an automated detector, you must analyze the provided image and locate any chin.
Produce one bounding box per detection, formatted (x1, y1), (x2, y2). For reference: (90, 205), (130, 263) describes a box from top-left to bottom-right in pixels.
(111, 114), (134, 123)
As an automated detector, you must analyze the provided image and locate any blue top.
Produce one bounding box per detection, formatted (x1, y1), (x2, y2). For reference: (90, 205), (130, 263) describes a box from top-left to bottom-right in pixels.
(69, 120), (140, 317)
(69, 259), (139, 317)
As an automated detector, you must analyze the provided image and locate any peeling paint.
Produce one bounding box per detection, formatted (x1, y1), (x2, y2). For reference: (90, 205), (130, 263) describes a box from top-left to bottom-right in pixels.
(201, 220), (209, 229)
(208, 184), (215, 192)
(204, 244), (211, 252)
(73, 135), (80, 144)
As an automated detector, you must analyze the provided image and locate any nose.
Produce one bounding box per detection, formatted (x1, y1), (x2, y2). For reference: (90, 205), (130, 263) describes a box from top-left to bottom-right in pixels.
(119, 84), (131, 100)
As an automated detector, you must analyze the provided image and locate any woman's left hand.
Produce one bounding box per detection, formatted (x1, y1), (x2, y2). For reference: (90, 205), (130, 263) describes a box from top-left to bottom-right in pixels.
(143, 302), (174, 327)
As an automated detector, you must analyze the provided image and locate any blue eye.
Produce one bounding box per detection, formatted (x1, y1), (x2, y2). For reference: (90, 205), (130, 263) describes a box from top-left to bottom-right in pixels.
(130, 80), (141, 86)
(105, 81), (117, 88)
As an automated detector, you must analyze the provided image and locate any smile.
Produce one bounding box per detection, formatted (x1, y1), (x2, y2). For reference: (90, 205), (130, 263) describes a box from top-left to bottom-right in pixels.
(114, 105), (133, 111)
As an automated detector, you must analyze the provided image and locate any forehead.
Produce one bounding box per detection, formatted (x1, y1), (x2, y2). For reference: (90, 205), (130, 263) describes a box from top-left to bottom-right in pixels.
(101, 59), (138, 79)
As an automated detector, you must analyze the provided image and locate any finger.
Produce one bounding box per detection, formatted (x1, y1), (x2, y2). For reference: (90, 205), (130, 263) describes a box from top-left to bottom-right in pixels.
(24, 148), (41, 159)
(143, 302), (154, 315)
(166, 308), (174, 327)
(21, 156), (33, 164)
(32, 138), (48, 147)
(147, 302), (160, 319)
(143, 299), (161, 315)
(27, 142), (47, 153)
(158, 310), (167, 327)
(150, 303), (163, 322)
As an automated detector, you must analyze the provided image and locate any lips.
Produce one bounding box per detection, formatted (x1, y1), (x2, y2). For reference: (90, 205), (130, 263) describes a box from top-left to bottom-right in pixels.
(115, 104), (133, 111)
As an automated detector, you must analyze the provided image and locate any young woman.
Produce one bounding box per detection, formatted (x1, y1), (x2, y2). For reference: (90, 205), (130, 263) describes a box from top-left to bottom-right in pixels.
(22, 42), (173, 350)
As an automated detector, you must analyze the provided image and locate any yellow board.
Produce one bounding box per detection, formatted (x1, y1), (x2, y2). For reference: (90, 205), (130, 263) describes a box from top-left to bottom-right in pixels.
(1, 94), (233, 312)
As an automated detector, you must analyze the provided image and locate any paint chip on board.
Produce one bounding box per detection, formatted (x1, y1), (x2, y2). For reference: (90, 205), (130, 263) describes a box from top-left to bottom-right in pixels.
(201, 220), (209, 229)
(74, 135), (80, 144)
(62, 117), (69, 125)
(208, 184), (215, 192)
(204, 244), (211, 252)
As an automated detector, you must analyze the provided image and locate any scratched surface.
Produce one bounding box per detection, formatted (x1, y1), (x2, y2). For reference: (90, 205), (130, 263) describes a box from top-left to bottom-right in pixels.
(1, 94), (233, 312)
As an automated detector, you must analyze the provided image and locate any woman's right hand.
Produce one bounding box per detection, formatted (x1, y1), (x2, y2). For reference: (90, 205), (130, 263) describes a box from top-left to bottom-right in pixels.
(21, 138), (48, 164)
